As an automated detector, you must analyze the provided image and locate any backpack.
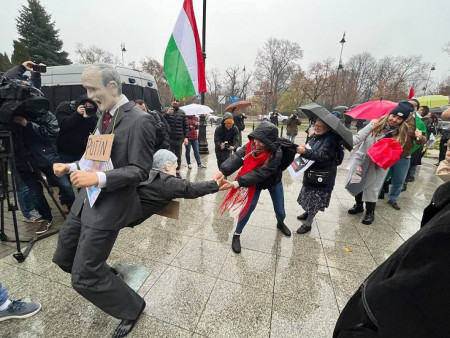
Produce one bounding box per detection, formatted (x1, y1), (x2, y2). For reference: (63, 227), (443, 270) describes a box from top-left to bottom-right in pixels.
(276, 137), (298, 171)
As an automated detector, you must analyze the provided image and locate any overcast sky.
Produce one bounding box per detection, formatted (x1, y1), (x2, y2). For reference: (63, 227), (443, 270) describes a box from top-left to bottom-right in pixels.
(1, 0), (449, 86)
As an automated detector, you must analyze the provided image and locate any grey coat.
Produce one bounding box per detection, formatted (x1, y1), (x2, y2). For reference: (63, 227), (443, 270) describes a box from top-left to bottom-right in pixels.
(345, 124), (389, 202)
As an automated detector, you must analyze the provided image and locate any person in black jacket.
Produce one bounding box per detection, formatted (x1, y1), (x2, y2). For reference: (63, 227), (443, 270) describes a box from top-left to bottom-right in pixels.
(270, 109), (279, 126)
(135, 100), (170, 151)
(333, 180), (450, 337)
(214, 112), (239, 168)
(296, 119), (342, 234)
(232, 109), (247, 147)
(164, 99), (188, 178)
(129, 149), (221, 226)
(214, 121), (291, 254)
(55, 95), (99, 163)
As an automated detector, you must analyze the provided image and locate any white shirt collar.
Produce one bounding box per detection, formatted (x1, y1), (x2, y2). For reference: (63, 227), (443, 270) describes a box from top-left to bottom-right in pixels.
(108, 95), (129, 116)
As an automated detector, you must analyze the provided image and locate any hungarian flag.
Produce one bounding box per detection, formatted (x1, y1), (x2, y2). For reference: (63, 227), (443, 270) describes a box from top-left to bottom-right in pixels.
(164, 0), (206, 99)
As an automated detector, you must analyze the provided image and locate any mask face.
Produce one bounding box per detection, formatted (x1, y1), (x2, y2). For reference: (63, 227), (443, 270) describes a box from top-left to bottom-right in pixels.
(82, 70), (119, 112)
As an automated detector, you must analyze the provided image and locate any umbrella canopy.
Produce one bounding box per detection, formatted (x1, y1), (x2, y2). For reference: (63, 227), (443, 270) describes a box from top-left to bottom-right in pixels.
(345, 100), (397, 120)
(225, 100), (251, 112)
(429, 107), (444, 114)
(181, 103), (214, 116)
(333, 105), (349, 111)
(299, 103), (353, 151)
(416, 95), (449, 109)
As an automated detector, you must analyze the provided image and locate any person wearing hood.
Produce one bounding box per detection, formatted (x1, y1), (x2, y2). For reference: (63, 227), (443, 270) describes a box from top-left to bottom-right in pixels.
(214, 112), (239, 168)
(346, 101), (414, 225)
(213, 121), (291, 253)
(55, 95), (99, 163)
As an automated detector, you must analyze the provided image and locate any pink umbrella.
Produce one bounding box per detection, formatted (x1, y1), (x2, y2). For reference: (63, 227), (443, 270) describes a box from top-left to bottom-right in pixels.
(346, 100), (397, 120)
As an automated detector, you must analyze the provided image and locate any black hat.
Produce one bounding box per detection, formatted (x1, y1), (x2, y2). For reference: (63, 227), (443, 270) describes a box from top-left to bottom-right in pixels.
(389, 101), (414, 120)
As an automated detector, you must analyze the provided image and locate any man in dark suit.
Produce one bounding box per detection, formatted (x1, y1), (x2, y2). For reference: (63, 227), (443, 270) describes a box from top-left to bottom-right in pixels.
(52, 64), (155, 338)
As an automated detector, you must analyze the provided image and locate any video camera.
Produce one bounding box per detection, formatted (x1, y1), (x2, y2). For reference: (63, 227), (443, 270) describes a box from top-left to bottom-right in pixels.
(0, 77), (49, 127)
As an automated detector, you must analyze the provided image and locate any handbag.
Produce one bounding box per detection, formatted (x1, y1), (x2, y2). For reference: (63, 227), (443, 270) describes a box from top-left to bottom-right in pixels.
(304, 168), (332, 186)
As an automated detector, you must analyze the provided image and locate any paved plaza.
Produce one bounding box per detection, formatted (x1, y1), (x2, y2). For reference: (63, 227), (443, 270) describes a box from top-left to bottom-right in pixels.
(0, 125), (443, 337)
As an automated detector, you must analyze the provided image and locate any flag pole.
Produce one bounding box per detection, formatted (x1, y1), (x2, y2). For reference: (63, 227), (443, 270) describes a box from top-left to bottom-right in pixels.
(198, 0), (209, 154)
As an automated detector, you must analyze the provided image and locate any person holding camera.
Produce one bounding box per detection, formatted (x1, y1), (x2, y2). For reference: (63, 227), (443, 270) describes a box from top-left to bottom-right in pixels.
(3, 60), (45, 89)
(214, 112), (239, 168)
(285, 110), (301, 143)
(55, 95), (99, 163)
(164, 99), (188, 179)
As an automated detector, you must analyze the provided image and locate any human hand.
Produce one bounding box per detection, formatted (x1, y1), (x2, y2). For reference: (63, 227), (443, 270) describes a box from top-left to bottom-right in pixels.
(370, 119), (379, 126)
(76, 105), (89, 118)
(167, 107), (174, 115)
(356, 166), (363, 175)
(70, 171), (99, 188)
(184, 138), (188, 146)
(13, 116), (28, 127)
(296, 145), (306, 154)
(228, 146), (235, 151)
(22, 61), (35, 71)
(219, 180), (234, 191)
(220, 142), (225, 150)
(212, 171), (224, 181)
(415, 129), (423, 139)
(53, 163), (70, 177)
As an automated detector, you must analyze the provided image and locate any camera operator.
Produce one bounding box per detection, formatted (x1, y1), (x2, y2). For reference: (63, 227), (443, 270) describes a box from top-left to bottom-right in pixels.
(55, 95), (99, 163)
(4, 60), (44, 89)
(164, 99), (188, 179)
(135, 99), (170, 151)
(214, 112), (239, 168)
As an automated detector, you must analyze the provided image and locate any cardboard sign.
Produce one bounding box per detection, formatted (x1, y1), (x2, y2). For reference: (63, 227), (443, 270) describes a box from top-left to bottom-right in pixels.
(85, 134), (114, 162)
(156, 201), (180, 220)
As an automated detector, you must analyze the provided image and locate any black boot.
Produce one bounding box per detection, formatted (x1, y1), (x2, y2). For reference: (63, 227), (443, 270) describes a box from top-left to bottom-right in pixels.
(297, 212), (308, 221)
(277, 222), (292, 236)
(362, 211), (375, 225)
(348, 203), (364, 214)
(232, 234), (241, 253)
(296, 224), (312, 234)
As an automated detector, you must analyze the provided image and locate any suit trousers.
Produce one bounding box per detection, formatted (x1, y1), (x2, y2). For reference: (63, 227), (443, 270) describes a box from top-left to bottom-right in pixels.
(52, 212), (144, 320)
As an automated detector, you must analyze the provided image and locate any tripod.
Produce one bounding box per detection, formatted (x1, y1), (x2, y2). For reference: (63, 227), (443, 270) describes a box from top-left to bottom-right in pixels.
(0, 130), (67, 262)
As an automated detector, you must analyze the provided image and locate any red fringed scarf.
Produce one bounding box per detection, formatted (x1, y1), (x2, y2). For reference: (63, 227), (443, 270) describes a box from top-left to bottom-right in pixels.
(219, 142), (270, 220)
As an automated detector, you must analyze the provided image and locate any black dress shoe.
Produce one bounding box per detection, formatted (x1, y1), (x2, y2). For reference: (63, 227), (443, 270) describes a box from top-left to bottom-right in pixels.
(277, 222), (291, 237)
(362, 211), (375, 225)
(401, 183), (407, 192)
(388, 200), (401, 210)
(378, 193), (385, 200)
(112, 301), (146, 338)
(348, 203), (364, 214)
(297, 212), (308, 221)
(296, 224), (312, 234)
(232, 234), (241, 253)
(406, 176), (415, 182)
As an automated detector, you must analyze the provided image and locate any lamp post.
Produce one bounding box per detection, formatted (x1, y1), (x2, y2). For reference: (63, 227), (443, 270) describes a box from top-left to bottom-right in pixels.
(331, 32), (346, 109)
(198, 0), (209, 154)
(423, 65), (436, 95)
(242, 66), (246, 100)
(120, 43), (126, 66)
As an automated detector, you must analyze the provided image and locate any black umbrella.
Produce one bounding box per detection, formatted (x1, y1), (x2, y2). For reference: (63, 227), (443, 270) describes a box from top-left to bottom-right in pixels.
(299, 102), (353, 151)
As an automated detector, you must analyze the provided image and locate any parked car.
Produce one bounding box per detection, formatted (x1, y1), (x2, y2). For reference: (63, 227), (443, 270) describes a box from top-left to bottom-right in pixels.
(207, 114), (221, 124)
(40, 64), (162, 112)
(258, 112), (288, 124)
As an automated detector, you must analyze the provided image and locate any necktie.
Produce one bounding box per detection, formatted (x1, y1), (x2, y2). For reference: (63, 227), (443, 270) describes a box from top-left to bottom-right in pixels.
(102, 111), (112, 133)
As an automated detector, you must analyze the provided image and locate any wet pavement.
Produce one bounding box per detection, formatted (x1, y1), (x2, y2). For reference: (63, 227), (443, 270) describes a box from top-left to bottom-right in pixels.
(0, 125), (443, 337)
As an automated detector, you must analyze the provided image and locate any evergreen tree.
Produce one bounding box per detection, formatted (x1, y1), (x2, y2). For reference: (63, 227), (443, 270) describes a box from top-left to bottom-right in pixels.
(16, 0), (71, 66)
(0, 52), (13, 72)
(11, 40), (31, 65)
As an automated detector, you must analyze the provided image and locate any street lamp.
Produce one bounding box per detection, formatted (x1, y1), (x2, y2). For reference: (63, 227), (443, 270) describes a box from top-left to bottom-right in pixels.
(242, 65), (246, 100)
(423, 65), (436, 95)
(120, 43), (126, 66)
(331, 32), (346, 109)
(198, 0), (209, 154)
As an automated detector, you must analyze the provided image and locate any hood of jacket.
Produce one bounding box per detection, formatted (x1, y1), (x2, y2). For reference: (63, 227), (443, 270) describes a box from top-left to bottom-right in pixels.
(248, 121), (278, 153)
(221, 112), (234, 126)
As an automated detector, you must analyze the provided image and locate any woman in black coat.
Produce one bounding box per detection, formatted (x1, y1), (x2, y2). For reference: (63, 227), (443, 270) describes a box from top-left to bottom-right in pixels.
(296, 118), (342, 234)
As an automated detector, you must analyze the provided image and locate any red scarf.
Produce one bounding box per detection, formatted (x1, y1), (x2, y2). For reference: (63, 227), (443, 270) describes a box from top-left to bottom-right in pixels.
(219, 142), (270, 220)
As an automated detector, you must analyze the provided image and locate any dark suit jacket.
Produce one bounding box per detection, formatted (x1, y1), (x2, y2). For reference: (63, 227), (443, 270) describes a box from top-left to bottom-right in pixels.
(71, 100), (156, 231)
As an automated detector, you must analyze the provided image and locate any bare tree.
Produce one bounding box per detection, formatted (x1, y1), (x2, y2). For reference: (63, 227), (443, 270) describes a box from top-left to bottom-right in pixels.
(74, 43), (118, 64)
(140, 57), (172, 107)
(205, 68), (223, 113)
(301, 58), (334, 104)
(254, 38), (303, 110)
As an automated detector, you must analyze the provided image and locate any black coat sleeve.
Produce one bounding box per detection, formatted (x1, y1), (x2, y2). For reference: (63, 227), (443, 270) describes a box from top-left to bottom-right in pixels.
(161, 177), (219, 200)
(183, 114), (189, 138)
(56, 102), (98, 132)
(231, 127), (239, 148)
(4, 65), (26, 79)
(23, 111), (59, 141)
(220, 143), (246, 175)
(303, 136), (336, 163)
(237, 148), (282, 187)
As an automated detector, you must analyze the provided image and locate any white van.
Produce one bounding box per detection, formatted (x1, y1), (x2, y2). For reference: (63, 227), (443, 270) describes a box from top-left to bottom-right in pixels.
(40, 64), (162, 112)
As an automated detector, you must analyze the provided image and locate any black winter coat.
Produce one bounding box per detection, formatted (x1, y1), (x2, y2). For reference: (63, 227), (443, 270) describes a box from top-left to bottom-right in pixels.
(148, 110), (170, 150)
(12, 111), (60, 171)
(55, 101), (98, 157)
(164, 108), (188, 140)
(302, 132), (340, 192)
(4, 65), (41, 89)
(220, 121), (283, 190)
(130, 170), (219, 226)
(214, 124), (239, 160)
(334, 181), (450, 337)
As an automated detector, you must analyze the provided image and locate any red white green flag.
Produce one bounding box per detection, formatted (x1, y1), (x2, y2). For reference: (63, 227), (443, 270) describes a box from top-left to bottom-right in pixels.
(164, 0), (206, 99)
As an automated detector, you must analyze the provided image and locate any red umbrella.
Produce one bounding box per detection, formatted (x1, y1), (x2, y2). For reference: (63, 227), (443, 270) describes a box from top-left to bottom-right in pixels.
(345, 100), (397, 120)
(225, 100), (251, 112)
